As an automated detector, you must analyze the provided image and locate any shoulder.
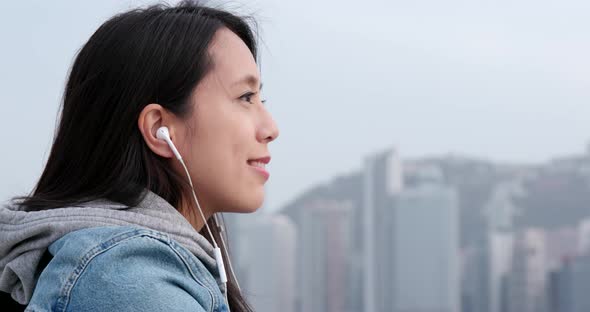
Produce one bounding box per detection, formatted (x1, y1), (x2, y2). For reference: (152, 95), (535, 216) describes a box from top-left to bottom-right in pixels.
(26, 226), (222, 312)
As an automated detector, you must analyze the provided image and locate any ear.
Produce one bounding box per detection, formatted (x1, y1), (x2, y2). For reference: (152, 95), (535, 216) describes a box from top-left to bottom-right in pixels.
(138, 103), (177, 159)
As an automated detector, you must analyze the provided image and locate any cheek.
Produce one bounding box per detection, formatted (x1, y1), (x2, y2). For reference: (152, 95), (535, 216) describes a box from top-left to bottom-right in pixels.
(212, 134), (265, 212)
(188, 110), (264, 212)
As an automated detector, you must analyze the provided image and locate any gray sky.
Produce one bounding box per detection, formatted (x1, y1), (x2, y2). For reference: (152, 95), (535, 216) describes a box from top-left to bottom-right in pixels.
(1, 0), (589, 211)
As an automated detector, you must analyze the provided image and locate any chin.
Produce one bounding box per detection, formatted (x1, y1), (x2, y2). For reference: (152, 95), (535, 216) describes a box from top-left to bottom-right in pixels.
(242, 197), (264, 213)
(224, 187), (265, 213)
(234, 193), (265, 213)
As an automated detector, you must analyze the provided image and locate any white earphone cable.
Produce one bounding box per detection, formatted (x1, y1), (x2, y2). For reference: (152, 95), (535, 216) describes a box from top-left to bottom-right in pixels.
(178, 158), (218, 248)
(178, 156), (233, 312)
(215, 214), (243, 292)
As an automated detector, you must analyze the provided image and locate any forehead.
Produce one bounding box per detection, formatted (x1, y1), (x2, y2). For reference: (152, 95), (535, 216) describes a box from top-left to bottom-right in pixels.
(207, 28), (259, 86)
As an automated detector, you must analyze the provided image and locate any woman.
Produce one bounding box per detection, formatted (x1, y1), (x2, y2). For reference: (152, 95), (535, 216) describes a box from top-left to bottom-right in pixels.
(0, 1), (278, 311)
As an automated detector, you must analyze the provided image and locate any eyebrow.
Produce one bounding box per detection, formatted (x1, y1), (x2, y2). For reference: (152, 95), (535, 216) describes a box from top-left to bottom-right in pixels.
(232, 74), (263, 90)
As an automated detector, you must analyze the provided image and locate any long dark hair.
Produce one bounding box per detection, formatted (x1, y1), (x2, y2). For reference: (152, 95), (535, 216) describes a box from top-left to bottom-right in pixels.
(12, 1), (256, 311)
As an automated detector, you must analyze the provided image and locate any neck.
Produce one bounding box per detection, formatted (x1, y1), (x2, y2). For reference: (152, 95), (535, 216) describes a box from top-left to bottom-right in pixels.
(178, 192), (213, 233)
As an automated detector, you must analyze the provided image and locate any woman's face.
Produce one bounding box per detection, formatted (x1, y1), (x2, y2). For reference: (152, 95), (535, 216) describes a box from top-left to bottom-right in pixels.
(176, 27), (279, 215)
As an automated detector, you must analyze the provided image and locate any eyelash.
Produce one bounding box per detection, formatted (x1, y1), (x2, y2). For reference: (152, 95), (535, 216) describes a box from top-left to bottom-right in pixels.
(240, 92), (267, 104)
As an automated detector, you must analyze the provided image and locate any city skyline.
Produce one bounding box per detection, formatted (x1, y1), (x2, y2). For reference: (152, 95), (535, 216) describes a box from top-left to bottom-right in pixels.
(1, 0), (590, 213)
(240, 145), (590, 312)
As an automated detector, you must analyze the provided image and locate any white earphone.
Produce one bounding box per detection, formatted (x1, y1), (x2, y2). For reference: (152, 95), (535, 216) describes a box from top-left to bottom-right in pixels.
(156, 126), (242, 309)
(156, 127), (183, 160)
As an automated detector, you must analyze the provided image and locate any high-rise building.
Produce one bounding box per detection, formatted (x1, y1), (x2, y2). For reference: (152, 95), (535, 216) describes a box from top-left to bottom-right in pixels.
(576, 218), (590, 254)
(362, 148), (403, 312)
(488, 232), (514, 312)
(292, 199), (354, 312)
(507, 228), (548, 312)
(548, 257), (574, 312)
(392, 183), (461, 312)
(548, 252), (590, 312)
(230, 214), (297, 312)
(485, 181), (523, 312)
(461, 245), (486, 312)
(544, 226), (578, 272)
(569, 254), (590, 312)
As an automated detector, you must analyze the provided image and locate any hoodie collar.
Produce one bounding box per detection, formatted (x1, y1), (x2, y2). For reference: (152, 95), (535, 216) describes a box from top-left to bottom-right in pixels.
(0, 190), (223, 304)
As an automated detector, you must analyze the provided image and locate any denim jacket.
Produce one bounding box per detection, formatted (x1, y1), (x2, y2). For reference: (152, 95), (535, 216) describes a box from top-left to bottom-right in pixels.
(26, 226), (228, 312)
(0, 191), (228, 312)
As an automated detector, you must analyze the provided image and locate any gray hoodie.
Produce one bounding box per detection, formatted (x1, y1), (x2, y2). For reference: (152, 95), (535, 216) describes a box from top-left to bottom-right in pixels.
(0, 190), (222, 305)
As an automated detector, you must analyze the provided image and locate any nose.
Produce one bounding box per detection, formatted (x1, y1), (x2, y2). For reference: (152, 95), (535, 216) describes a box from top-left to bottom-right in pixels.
(257, 107), (279, 144)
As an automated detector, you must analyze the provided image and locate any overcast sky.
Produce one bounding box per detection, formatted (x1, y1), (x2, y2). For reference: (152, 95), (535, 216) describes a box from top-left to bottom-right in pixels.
(1, 0), (589, 211)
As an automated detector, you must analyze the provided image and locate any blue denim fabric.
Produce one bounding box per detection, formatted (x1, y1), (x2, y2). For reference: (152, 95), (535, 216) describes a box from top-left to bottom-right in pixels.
(24, 226), (228, 312)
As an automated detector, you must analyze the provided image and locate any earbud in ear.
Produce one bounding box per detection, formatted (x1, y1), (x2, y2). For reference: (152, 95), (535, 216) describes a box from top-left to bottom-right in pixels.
(156, 126), (183, 160)
(156, 126), (170, 141)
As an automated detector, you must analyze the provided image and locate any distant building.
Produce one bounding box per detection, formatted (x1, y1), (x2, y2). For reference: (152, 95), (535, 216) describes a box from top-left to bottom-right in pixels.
(544, 226), (578, 272)
(547, 257), (573, 312)
(507, 228), (548, 312)
(362, 148), (403, 312)
(230, 214), (297, 312)
(570, 254), (590, 312)
(482, 181), (522, 312)
(292, 199), (354, 312)
(392, 183), (461, 312)
(461, 244), (488, 312)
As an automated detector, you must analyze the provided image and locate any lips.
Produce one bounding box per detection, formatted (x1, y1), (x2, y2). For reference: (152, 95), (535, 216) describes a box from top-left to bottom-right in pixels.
(247, 156), (271, 165)
(247, 156), (271, 180)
